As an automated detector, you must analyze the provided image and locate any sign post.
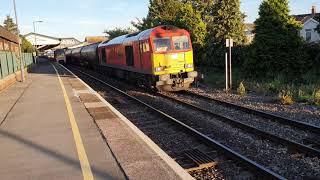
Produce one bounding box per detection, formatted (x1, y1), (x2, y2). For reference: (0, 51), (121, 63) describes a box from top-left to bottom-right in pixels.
(225, 38), (233, 92)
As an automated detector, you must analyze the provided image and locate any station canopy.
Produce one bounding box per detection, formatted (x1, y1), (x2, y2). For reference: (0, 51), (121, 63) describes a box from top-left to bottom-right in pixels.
(24, 32), (81, 51)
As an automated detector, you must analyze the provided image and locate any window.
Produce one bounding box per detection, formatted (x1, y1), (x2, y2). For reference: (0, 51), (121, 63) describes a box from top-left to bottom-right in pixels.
(153, 38), (171, 52)
(142, 41), (150, 52)
(306, 29), (312, 41)
(172, 36), (190, 50)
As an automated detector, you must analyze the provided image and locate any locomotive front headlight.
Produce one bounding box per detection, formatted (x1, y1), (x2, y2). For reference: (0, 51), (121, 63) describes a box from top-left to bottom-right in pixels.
(155, 67), (165, 72)
(185, 64), (193, 68)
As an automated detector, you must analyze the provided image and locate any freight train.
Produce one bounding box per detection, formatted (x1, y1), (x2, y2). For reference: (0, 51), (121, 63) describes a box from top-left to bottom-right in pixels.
(63, 25), (198, 91)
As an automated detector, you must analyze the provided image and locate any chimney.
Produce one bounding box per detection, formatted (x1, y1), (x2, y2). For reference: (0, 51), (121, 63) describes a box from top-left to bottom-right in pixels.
(312, 5), (316, 15)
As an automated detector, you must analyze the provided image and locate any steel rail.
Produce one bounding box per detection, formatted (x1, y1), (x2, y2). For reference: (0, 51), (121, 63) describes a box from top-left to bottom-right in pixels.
(68, 67), (285, 180)
(157, 93), (320, 158)
(184, 91), (320, 135)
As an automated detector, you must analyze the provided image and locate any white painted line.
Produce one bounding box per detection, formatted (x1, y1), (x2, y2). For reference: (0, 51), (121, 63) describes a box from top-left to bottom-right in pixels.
(58, 63), (194, 180)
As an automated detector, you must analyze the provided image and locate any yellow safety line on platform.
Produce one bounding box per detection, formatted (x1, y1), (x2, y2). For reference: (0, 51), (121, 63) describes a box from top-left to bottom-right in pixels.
(51, 64), (94, 180)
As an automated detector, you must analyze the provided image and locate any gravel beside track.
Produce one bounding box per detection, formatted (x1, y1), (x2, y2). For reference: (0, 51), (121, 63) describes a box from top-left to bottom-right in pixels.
(130, 91), (320, 179)
(162, 92), (318, 145)
(189, 88), (320, 127)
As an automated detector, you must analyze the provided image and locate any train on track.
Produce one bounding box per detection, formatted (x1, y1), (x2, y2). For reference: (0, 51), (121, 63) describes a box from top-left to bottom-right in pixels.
(58, 25), (198, 91)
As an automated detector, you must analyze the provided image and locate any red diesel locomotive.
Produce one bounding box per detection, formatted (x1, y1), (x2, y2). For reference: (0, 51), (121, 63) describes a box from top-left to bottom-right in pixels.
(66, 25), (197, 91)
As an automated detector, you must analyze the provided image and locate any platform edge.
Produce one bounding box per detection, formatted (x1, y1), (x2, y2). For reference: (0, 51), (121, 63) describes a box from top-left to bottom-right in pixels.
(58, 63), (194, 180)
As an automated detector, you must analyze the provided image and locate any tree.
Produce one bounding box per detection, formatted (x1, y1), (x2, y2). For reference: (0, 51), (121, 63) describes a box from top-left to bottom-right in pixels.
(3, 15), (18, 35)
(21, 36), (34, 53)
(132, 0), (183, 31)
(205, 0), (246, 67)
(132, 0), (207, 64)
(244, 0), (307, 80)
(103, 27), (135, 39)
(174, 2), (207, 64)
(3, 15), (35, 53)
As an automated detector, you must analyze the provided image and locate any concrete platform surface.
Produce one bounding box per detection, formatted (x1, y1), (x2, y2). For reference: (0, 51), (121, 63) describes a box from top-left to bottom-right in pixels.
(0, 59), (125, 180)
(0, 59), (193, 180)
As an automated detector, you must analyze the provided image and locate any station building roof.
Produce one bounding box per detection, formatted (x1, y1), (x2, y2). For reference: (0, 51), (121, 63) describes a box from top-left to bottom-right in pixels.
(24, 32), (81, 51)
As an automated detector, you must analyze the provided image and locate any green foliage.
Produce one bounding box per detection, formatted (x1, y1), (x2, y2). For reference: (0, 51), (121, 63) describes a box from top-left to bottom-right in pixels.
(132, 0), (207, 64)
(206, 0), (246, 67)
(237, 82), (246, 96)
(132, 0), (182, 30)
(174, 3), (206, 48)
(21, 36), (34, 53)
(244, 0), (306, 80)
(103, 27), (135, 39)
(3, 15), (33, 53)
(173, 2), (207, 63)
(314, 89), (320, 105)
(3, 15), (19, 35)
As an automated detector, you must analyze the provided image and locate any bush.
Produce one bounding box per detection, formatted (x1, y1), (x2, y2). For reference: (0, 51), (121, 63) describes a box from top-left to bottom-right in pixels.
(297, 89), (309, 103)
(314, 89), (320, 106)
(237, 81), (246, 96)
(279, 90), (294, 105)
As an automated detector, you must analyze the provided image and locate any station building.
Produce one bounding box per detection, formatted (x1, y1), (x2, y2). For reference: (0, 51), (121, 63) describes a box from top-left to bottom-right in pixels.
(24, 32), (81, 57)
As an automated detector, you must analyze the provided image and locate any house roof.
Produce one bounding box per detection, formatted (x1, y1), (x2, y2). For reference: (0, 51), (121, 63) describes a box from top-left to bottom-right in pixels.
(0, 25), (19, 44)
(293, 13), (320, 24)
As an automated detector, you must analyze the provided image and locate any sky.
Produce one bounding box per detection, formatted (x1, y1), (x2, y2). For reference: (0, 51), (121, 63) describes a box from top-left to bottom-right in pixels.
(0, 0), (319, 41)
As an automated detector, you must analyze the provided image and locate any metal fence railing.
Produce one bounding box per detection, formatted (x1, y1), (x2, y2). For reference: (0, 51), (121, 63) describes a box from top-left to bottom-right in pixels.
(0, 52), (34, 79)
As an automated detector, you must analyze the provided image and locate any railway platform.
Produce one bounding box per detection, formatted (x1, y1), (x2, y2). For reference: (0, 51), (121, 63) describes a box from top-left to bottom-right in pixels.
(0, 58), (191, 180)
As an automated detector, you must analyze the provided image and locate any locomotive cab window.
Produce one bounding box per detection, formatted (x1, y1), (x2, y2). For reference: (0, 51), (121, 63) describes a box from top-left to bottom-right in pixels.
(173, 36), (190, 50)
(153, 37), (171, 53)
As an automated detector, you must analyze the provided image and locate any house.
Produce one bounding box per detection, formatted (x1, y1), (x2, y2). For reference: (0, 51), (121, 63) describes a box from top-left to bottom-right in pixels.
(244, 23), (255, 44)
(293, 6), (320, 43)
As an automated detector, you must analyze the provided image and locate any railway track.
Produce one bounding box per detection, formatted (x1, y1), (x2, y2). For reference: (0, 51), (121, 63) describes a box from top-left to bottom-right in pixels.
(184, 91), (320, 134)
(158, 91), (320, 158)
(67, 66), (285, 180)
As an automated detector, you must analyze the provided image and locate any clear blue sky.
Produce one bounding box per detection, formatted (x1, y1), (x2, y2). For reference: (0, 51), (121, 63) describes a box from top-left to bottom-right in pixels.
(0, 0), (319, 41)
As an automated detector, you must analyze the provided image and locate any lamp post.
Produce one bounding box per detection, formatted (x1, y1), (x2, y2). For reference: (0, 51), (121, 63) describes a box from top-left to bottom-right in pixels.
(12, 0), (24, 82)
(33, 20), (43, 63)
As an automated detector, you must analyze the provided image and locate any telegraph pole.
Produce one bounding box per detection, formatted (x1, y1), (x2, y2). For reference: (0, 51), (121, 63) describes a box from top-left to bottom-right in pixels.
(13, 0), (24, 82)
